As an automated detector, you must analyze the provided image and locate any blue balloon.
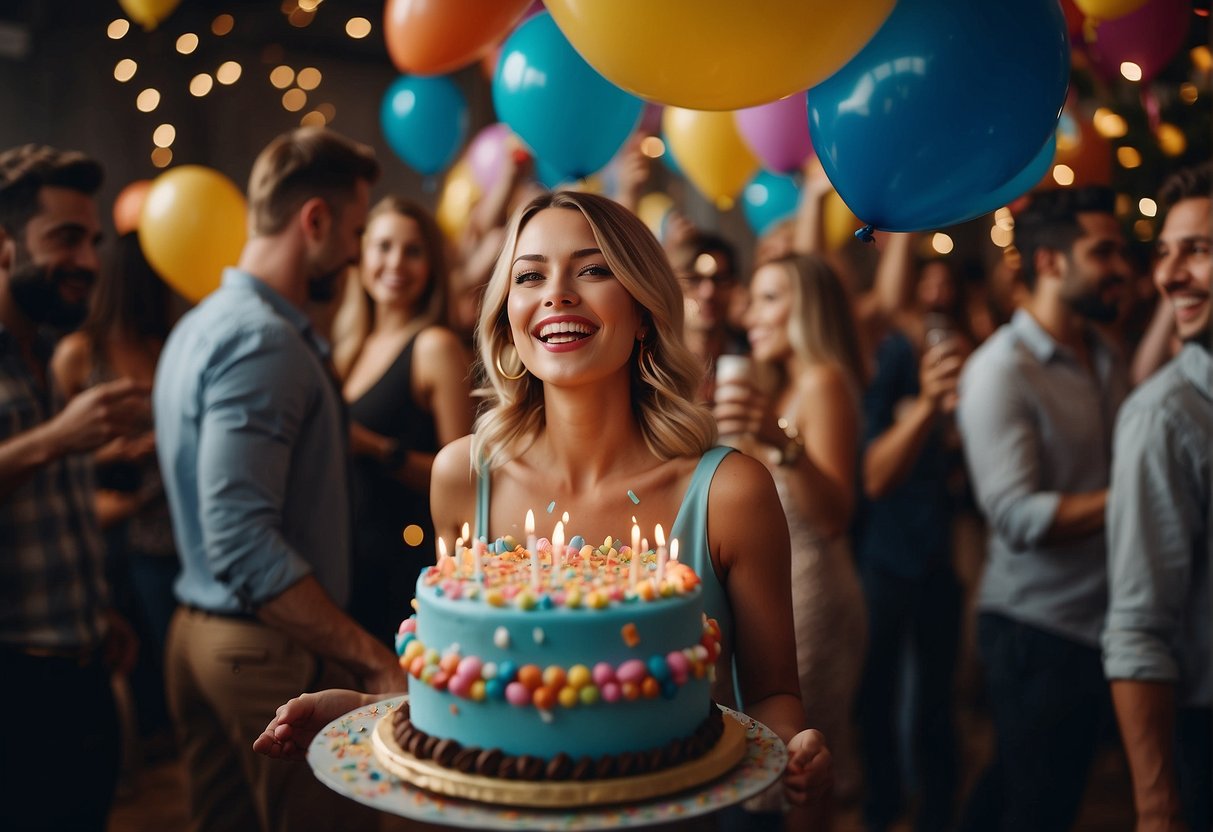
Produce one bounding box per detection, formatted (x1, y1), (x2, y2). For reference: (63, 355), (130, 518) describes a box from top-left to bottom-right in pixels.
(984, 133), (1057, 211)
(493, 12), (643, 181)
(380, 75), (468, 176)
(742, 171), (801, 236)
(808, 0), (1069, 232)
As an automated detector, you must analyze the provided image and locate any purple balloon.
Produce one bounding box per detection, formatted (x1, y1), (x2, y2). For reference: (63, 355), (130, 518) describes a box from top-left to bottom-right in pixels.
(734, 95), (814, 175)
(466, 122), (514, 191)
(1085, 0), (1191, 85)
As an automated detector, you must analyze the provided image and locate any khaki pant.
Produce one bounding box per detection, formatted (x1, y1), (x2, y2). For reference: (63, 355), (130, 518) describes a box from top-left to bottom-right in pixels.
(166, 607), (379, 832)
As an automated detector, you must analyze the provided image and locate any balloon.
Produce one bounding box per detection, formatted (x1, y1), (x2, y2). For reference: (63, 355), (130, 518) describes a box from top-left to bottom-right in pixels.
(466, 123), (515, 191)
(138, 166), (246, 303)
(1073, 0), (1149, 20)
(383, 0), (532, 75)
(380, 75), (469, 176)
(636, 192), (675, 240)
(735, 96), (815, 175)
(823, 191), (863, 251)
(118, 0), (180, 31)
(492, 12), (643, 181)
(742, 171), (801, 236)
(985, 134), (1058, 209)
(1043, 107), (1112, 188)
(1085, 0), (1190, 85)
(112, 179), (151, 235)
(544, 0), (896, 111)
(663, 108), (760, 209)
(435, 158), (481, 241)
(808, 0), (1069, 232)
(1059, 0), (1087, 38)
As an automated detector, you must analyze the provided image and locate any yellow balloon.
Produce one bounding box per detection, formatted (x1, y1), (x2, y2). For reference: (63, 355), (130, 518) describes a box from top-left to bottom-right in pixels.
(1072, 0), (1149, 21)
(824, 191), (862, 252)
(118, 0), (181, 31)
(544, 0), (896, 111)
(663, 108), (759, 209)
(436, 158), (481, 242)
(138, 166), (247, 304)
(636, 192), (675, 240)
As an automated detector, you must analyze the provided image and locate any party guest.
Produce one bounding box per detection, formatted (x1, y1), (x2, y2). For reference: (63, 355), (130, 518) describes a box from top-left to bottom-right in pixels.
(956, 186), (1132, 832)
(154, 128), (405, 832)
(0, 144), (144, 831)
(1103, 162), (1212, 832)
(332, 196), (473, 643)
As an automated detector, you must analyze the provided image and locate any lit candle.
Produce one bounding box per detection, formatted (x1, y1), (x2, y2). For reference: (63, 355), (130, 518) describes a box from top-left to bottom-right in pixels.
(462, 522), (478, 581)
(630, 518), (641, 588)
(526, 509), (538, 589)
(552, 521), (565, 587)
(670, 538), (679, 564)
(654, 524), (667, 586)
(437, 537), (448, 567)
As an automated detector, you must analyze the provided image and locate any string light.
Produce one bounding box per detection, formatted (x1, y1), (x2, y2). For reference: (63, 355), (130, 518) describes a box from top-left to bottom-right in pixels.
(296, 67), (322, 90)
(114, 59), (137, 83)
(216, 61), (242, 85)
(153, 124), (176, 148)
(190, 73), (214, 97)
(1093, 108), (1128, 139)
(990, 225), (1013, 248)
(1051, 164), (1075, 186)
(151, 147), (173, 168)
(212, 14), (234, 36)
(346, 17), (372, 38)
(1119, 62), (1142, 82)
(176, 33), (199, 54)
(931, 233), (954, 255)
(282, 89), (307, 111)
(1117, 147), (1142, 169)
(136, 88), (161, 112)
(269, 66), (295, 89)
(107, 19), (130, 39)
(1156, 124), (1186, 157)
(1138, 198), (1157, 218)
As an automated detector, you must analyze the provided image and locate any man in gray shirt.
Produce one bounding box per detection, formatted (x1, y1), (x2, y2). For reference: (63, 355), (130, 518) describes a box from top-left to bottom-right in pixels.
(956, 186), (1132, 832)
(1103, 162), (1211, 832)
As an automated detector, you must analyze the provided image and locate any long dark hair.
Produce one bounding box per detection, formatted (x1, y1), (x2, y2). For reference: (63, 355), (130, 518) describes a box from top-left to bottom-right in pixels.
(81, 232), (173, 354)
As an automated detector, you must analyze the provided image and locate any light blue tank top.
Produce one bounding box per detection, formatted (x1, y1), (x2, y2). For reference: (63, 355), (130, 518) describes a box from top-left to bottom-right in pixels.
(474, 446), (735, 662)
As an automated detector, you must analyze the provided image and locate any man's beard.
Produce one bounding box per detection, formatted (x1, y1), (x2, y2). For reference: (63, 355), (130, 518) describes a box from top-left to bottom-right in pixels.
(1066, 275), (1124, 324)
(8, 262), (94, 329)
(307, 268), (342, 304)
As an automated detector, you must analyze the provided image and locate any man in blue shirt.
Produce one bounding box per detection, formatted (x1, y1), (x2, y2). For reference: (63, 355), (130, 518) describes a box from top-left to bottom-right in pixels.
(1103, 162), (1212, 832)
(155, 128), (405, 832)
(956, 186), (1132, 832)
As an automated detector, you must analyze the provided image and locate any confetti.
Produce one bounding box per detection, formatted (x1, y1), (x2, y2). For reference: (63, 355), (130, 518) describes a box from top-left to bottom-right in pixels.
(627, 490), (640, 505)
(546, 500), (556, 513)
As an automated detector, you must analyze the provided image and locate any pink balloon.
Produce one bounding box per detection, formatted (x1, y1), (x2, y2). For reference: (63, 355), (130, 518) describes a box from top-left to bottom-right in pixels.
(1085, 0), (1190, 84)
(734, 95), (815, 175)
(466, 122), (514, 191)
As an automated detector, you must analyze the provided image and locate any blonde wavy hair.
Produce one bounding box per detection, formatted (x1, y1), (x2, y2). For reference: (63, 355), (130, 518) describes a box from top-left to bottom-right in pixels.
(473, 191), (717, 468)
(762, 253), (868, 391)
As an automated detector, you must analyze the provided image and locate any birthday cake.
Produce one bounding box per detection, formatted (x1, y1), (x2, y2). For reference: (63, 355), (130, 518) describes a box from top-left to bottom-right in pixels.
(375, 529), (741, 806)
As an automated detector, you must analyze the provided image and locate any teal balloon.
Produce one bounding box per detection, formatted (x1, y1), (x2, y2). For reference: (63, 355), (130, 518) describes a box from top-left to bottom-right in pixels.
(985, 133), (1057, 210)
(808, 0), (1069, 231)
(493, 12), (643, 181)
(742, 171), (800, 236)
(380, 75), (468, 175)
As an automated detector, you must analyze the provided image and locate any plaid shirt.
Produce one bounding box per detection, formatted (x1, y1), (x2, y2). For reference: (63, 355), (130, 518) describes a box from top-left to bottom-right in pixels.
(0, 326), (109, 652)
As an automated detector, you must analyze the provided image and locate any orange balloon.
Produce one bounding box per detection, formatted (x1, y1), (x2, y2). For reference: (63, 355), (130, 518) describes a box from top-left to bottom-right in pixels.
(384, 0), (532, 75)
(112, 179), (152, 235)
(1040, 109), (1112, 190)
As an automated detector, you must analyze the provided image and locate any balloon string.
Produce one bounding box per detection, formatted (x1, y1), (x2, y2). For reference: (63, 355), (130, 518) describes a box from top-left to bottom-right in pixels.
(855, 224), (876, 244)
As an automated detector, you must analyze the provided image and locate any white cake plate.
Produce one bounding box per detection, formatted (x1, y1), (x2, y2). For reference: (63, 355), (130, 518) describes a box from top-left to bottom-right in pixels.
(307, 696), (787, 830)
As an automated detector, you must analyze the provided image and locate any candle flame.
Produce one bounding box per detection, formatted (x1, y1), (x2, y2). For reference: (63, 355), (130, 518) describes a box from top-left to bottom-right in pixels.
(461, 521), (470, 541)
(437, 537), (448, 561)
(561, 510), (570, 524)
(553, 520), (565, 549)
(525, 509), (535, 535)
(670, 539), (679, 562)
(654, 523), (665, 547)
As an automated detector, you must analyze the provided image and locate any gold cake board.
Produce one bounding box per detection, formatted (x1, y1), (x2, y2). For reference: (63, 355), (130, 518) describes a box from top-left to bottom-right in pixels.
(371, 710), (748, 809)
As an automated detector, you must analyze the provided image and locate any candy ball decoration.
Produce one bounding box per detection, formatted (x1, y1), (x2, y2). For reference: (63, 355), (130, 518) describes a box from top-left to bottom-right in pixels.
(492, 12), (643, 181)
(112, 179), (152, 235)
(117, 0), (180, 31)
(1084, 0), (1191, 85)
(734, 95), (815, 175)
(543, 0), (896, 111)
(663, 107), (759, 210)
(809, 0), (1069, 232)
(380, 75), (469, 176)
(138, 166), (247, 303)
(383, 0), (532, 76)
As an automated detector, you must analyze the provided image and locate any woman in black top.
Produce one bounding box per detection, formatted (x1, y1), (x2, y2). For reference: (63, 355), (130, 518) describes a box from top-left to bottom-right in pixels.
(335, 197), (473, 645)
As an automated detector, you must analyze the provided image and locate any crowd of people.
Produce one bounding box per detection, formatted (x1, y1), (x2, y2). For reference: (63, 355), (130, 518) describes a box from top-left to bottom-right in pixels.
(0, 125), (1207, 832)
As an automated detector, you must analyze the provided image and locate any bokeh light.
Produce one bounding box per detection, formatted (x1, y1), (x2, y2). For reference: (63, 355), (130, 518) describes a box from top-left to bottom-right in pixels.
(176, 33), (199, 54)
(136, 88), (161, 112)
(114, 59), (137, 83)
(346, 17), (372, 38)
(153, 124), (176, 148)
(107, 19), (130, 39)
(190, 73), (214, 97)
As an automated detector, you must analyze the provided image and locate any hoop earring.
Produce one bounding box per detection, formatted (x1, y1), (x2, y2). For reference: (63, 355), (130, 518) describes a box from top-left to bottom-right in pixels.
(494, 343), (527, 381)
